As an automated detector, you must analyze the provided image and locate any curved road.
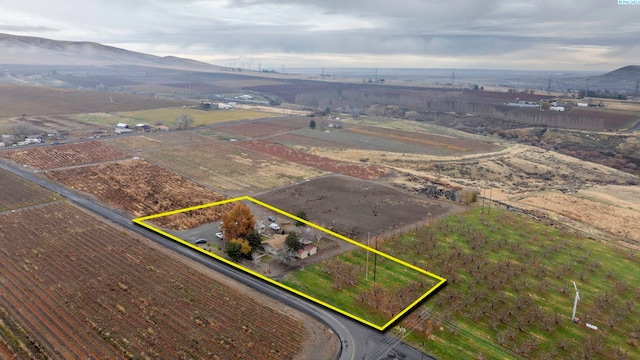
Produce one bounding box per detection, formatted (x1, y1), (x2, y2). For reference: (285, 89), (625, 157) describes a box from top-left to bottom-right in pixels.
(0, 161), (434, 360)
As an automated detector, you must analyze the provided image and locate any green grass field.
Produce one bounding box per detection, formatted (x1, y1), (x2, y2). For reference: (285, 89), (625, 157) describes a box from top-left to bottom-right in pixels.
(283, 205), (638, 358)
(282, 248), (441, 327)
(378, 207), (640, 359)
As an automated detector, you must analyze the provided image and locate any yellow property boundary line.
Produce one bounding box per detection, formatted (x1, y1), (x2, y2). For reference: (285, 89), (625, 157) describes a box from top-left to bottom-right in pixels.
(132, 196), (446, 331)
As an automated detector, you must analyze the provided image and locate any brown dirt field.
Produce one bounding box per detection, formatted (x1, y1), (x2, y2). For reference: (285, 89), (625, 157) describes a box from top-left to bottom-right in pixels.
(235, 140), (388, 180)
(255, 174), (456, 239)
(347, 126), (499, 153)
(140, 141), (326, 194)
(215, 121), (300, 138)
(234, 104), (311, 116)
(0, 201), (322, 359)
(45, 159), (231, 229)
(0, 167), (59, 211)
(0, 141), (131, 170)
(0, 84), (184, 118)
(106, 132), (215, 153)
(519, 192), (640, 245)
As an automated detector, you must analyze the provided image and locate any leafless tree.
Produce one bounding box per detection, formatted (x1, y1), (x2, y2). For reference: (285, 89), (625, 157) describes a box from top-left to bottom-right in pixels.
(174, 114), (194, 130)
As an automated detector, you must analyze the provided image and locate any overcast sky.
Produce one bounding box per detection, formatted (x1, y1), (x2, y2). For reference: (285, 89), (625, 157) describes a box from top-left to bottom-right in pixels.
(1, 0), (639, 71)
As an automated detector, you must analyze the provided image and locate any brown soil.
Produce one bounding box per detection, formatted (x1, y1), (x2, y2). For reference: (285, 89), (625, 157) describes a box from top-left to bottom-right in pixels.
(0, 201), (324, 359)
(0, 141), (130, 170)
(45, 158), (231, 229)
(255, 174), (455, 240)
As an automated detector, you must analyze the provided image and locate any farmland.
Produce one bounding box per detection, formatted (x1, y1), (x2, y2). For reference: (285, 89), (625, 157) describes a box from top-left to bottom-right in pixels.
(0, 201), (311, 359)
(383, 207), (640, 359)
(106, 131), (215, 153)
(214, 117), (306, 138)
(256, 175), (454, 238)
(270, 126), (498, 155)
(0, 167), (60, 211)
(140, 141), (326, 194)
(46, 159), (231, 229)
(282, 247), (441, 328)
(119, 107), (280, 127)
(235, 140), (388, 180)
(0, 141), (130, 170)
(0, 84), (184, 118)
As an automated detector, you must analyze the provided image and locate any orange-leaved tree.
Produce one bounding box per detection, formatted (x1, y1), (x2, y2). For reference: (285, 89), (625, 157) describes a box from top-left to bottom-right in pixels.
(220, 203), (256, 241)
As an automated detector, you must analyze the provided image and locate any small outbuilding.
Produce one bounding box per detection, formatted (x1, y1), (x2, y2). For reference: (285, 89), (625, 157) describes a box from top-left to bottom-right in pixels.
(303, 245), (317, 256)
(295, 248), (309, 259)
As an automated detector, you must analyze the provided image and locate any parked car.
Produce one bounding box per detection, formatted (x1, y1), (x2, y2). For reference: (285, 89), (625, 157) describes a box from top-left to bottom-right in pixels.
(195, 239), (207, 244)
(268, 216), (276, 222)
(215, 232), (224, 239)
(269, 223), (280, 231)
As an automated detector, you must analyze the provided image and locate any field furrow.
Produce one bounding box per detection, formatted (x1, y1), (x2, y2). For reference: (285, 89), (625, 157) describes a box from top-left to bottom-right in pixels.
(0, 201), (307, 359)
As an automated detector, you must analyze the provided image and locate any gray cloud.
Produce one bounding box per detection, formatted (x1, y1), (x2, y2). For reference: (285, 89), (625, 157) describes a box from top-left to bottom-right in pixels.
(0, 0), (638, 70)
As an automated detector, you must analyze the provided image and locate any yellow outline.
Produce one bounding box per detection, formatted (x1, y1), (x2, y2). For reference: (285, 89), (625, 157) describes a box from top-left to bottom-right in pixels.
(133, 196), (446, 331)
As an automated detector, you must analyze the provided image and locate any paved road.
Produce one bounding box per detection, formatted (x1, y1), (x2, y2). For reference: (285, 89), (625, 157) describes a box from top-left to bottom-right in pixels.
(0, 160), (435, 360)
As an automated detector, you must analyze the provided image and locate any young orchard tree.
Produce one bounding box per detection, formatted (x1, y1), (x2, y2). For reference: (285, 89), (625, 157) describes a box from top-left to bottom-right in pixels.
(220, 203), (256, 241)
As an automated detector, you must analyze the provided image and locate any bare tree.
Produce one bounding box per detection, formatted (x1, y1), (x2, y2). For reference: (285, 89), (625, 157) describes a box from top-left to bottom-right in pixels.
(174, 114), (194, 130)
(10, 122), (41, 138)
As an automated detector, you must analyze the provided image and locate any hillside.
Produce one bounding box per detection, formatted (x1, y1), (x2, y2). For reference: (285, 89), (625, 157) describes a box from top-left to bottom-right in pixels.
(0, 33), (219, 71)
(590, 65), (640, 92)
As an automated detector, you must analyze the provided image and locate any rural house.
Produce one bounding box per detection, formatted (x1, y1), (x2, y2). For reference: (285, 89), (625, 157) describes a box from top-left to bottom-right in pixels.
(262, 234), (287, 255)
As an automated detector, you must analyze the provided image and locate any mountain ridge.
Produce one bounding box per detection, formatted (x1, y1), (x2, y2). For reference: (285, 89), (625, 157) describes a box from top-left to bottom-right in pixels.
(0, 33), (219, 71)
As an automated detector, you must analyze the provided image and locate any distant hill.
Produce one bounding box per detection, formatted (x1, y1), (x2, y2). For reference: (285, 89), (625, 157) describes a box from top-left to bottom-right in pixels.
(590, 65), (640, 92)
(0, 33), (219, 71)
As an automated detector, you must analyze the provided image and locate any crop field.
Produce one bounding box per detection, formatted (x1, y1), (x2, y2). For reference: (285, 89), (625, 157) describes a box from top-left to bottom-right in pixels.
(214, 118), (304, 138)
(270, 126), (498, 155)
(68, 112), (136, 128)
(119, 107), (280, 127)
(0, 84), (184, 118)
(0, 141), (131, 170)
(46, 159), (231, 229)
(0, 201), (306, 359)
(283, 247), (441, 327)
(105, 132), (214, 153)
(256, 175), (454, 238)
(141, 142), (326, 194)
(0, 168), (60, 211)
(234, 140), (388, 180)
(381, 208), (640, 359)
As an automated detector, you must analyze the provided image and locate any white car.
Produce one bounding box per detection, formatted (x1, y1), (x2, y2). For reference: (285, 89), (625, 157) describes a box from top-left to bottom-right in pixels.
(215, 232), (224, 239)
(269, 223), (280, 231)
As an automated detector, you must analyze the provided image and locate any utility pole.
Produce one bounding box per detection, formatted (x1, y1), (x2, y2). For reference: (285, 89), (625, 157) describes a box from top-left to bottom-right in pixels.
(547, 73), (552, 94)
(365, 233), (370, 281)
(488, 188), (492, 215)
(585, 78), (590, 99)
(451, 70), (455, 86)
(373, 236), (378, 282)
